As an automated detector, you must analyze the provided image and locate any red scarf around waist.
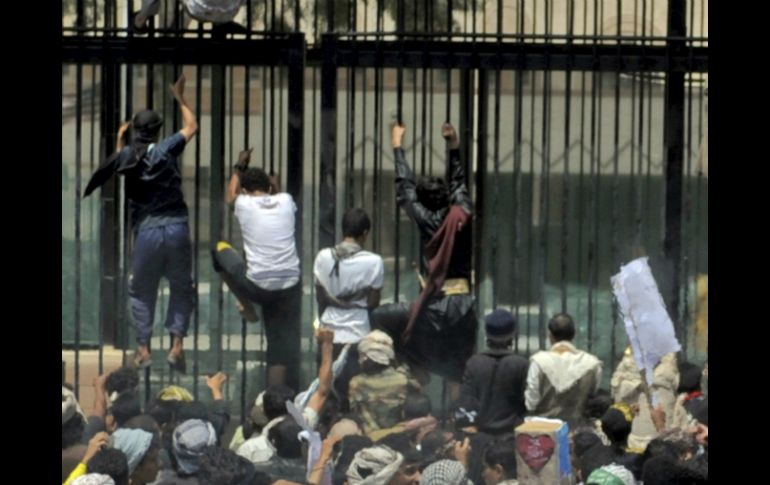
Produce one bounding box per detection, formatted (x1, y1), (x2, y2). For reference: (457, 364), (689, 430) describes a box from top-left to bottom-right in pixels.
(403, 205), (471, 341)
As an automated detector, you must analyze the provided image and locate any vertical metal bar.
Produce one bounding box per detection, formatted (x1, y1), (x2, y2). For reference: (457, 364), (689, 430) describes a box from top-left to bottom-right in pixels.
(561, 0), (575, 313)
(610, 2), (622, 372)
(311, 63), (319, 315)
(395, 8), (405, 301)
(89, 63), (105, 374)
(576, 1), (588, 312)
(446, 0), (452, 121)
(664, 0), (686, 342)
(327, 0), (335, 32)
(537, 67), (551, 351)
(525, 3), (537, 356)
(320, 34), (338, 250)
(421, 68), (427, 175)
(193, 64), (203, 399)
(491, 65), (501, 309)
(210, 59), (227, 372)
(361, 68), (367, 206)
(74, 63), (83, 398)
(287, 34), (306, 267)
(346, 67), (355, 208)
(475, 70), (488, 315)
(512, 55), (524, 352)
(270, 66), (276, 173)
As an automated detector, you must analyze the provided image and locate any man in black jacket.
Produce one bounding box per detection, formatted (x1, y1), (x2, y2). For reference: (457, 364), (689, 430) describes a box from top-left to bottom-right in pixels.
(371, 122), (477, 400)
(461, 309), (528, 435)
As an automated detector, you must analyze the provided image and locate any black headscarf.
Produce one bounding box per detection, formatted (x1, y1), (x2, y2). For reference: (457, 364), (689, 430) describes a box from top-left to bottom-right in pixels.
(82, 110), (163, 198)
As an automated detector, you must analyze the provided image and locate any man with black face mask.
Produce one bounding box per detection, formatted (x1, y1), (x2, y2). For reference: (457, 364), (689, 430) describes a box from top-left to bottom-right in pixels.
(371, 121), (476, 400)
(84, 75), (198, 373)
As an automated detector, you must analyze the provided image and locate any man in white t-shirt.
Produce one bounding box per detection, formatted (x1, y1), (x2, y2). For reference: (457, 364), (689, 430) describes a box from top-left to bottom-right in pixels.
(313, 207), (384, 409)
(212, 148), (302, 391)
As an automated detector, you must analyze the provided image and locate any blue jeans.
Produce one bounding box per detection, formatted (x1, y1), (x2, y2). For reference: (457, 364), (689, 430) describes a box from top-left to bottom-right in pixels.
(130, 223), (194, 345)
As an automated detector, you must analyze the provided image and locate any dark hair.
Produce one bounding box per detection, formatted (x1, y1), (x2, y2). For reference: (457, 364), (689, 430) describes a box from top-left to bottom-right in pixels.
(548, 313), (576, 342)
(584, 389), (613, 420)
(342, 208), (372, 238)
(600, 408), (632, 450)
(111, 392), (142, 427)
(642, 456), (683, 485)
(332, 435), (374, 485)
(578, 444), (616, 482)
(240, 167), (272, 193)
(268, 418), (303, 459)
(263, 385), (296, 421)
(62, 416), (85, 449)
(572, 429), (602, 459)
(123, 414), (161, 440)
(376, 432), (413, 455)
(177, 401), (209, 423)
(484, 437), (518, 480)
(416, 176), (449, 212)
(677, 362), (703, 394)
(147, 399), (179, 427)
(197, 445), (257, 485)
(106, 367), (140, 396)
(88, 448), (130, 485)
(403, 393), (432, 420)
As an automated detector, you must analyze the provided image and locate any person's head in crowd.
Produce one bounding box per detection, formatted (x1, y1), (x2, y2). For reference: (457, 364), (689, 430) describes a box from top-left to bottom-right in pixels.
(548, 313), (576, 343)
(71, 474), (117, 485)
(87, 448), (130, 485)
(342, 207), (372, 244)
(601, 403), (634, 451)
(122, 414), (161, 437)
(358, 330), (395, 374)
(642, 456), (686, 485)
(658, 429), (699, 461)
(63, 385), (87, 449)
(585, 463), (636, 485)
(107, 391), (142, 432)
(584, 389), (613, 421)
(105, 367), (140, 398)
(171, 419), (218, 476)
(484, 309), (517, 350)
(449, 395), (481, 434)
(110, 428), (161, 485)
(677, 361), (703, 394)
(332, 435), (374, 485)
(346, 445), (419, 485)
(377, 432), (415, 457)
(197, 445), (258, 485)
(402, 393), (432, 421)
(243, 397), (270, 440)
(482, 437), (518, 485)
(268, 417), (304, 459)
(419, 428), (457, 465)
(421, 459), (471, 485)
(263, 385), (296, 421)
(578, 443), (616, 483)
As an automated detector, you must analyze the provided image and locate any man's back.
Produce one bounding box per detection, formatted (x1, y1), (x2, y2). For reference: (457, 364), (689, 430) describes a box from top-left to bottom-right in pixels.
(313, 247), (384, 343)
(349, 366), (419, 432)
(234, 192), (300, 288)
(461, 350), (528, 434)
(527, 342), (602, 425)
(122, 132), (189, 228)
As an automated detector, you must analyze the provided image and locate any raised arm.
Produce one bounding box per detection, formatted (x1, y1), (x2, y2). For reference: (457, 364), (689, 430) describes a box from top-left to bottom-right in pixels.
(442, 123), (471, 212)
(226, 148), (253, 205)
(169, 74), (198, 142)
(306, 328), (335, 414)
(392, 123), (443, 232)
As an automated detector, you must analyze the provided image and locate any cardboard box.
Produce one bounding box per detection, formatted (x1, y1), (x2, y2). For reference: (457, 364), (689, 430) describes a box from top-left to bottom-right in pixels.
(514, 419), (573, 485)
